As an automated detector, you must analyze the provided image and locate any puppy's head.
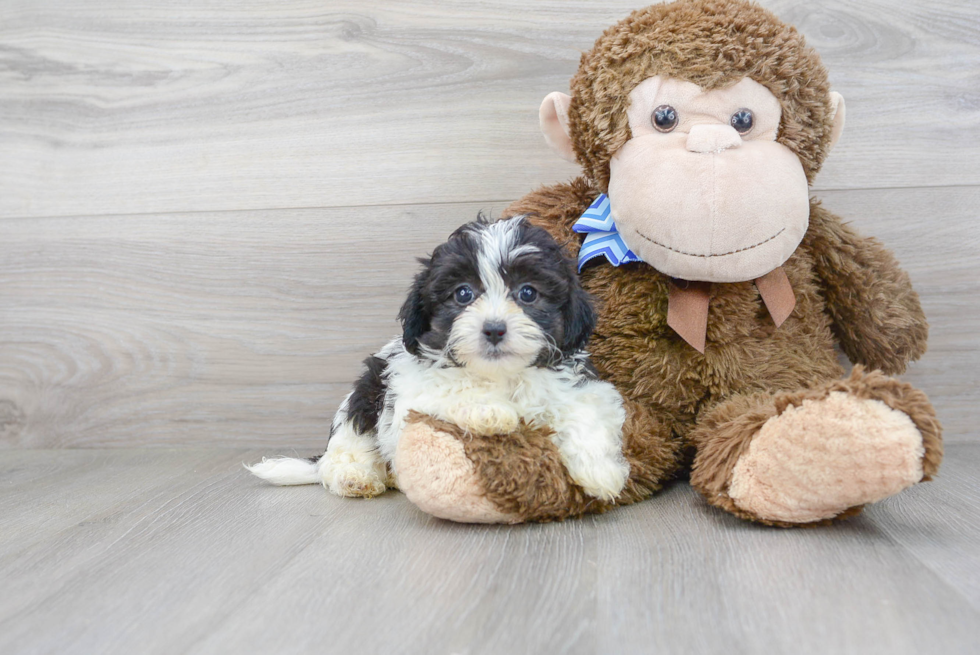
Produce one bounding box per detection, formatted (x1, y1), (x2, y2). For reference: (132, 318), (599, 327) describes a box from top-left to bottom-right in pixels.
(399, 215), (595, 375)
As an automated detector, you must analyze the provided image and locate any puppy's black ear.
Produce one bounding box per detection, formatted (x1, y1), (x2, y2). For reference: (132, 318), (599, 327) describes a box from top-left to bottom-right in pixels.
(561, 285), (597, 356)
(398, 260), (431, 355)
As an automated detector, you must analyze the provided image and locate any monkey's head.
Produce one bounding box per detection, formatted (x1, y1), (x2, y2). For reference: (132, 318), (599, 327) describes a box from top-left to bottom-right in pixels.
(540, 0), (846, 283)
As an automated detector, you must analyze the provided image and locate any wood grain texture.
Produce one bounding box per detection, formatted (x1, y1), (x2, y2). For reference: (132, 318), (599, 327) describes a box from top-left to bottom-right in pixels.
(0, 201), (507, 448)
(1, 186), (976, 448)
(0, 445), (978, 654)
(2, 0), (979, 218)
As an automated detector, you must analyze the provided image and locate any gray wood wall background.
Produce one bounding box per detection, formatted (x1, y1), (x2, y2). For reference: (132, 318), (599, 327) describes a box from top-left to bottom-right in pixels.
(1, 0), (978, 449)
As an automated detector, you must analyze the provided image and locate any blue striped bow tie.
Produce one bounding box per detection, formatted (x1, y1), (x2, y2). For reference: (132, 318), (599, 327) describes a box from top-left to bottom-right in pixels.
(572, 194), (642, 272)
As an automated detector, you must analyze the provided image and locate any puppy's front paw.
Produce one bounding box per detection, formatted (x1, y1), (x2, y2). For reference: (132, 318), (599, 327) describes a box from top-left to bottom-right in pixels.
(319, 449), (387, 498)
(442, 403), (520, 436)
(564, 452), (630, 502)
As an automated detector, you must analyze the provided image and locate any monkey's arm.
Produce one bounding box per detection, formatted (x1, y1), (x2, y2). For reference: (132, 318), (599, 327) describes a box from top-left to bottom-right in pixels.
(804, 201), (928, 375)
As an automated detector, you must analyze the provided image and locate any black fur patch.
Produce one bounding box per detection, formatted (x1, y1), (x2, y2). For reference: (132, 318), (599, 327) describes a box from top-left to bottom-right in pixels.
(398, 265), (432, 355)
(572, 355), (601, 384)
(347, 356), (388, 434)
(401, 225), (484, 356)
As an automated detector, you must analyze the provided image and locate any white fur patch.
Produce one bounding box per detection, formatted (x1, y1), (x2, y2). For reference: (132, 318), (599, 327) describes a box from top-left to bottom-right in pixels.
(318, 421), (389, 498)
(245, 457), (319, 485)
(447, 295), (546, 377)
(474, 217), (538, 293)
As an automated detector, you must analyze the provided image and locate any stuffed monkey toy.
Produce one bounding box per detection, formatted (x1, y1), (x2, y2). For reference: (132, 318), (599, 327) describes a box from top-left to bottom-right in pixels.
(393, 0), (943, 526)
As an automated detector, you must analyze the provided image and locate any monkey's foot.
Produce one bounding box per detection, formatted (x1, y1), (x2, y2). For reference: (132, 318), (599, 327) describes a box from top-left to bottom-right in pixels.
(395, 416), (516, 523)
(395, 412), (613, 523)
(691, 368), (942, 525)
(730, 392), (926, 523)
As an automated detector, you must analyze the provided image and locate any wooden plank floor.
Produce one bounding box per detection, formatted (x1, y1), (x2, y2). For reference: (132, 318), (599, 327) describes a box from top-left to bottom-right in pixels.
(0, 444), (978, 655)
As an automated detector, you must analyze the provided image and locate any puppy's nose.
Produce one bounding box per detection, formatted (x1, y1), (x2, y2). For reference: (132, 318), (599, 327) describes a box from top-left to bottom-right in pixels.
(482, 321), (507, 346)
(686, 124), (742, 153)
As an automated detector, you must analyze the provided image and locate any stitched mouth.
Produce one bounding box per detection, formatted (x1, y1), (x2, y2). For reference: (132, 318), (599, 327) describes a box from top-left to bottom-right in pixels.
(633, 228), (785, 258)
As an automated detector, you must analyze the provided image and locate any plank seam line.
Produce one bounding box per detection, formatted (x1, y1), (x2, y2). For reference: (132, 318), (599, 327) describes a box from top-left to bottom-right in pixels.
(0, 199), (519, 222)
(1, 183), (979, 221)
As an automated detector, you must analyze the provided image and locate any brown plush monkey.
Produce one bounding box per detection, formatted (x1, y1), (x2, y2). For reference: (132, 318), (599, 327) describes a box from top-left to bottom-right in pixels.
(393, 0), (943, 526)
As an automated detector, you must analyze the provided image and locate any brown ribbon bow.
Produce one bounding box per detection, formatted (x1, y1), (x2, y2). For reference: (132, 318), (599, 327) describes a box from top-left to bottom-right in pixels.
(666, 267), (796, 353)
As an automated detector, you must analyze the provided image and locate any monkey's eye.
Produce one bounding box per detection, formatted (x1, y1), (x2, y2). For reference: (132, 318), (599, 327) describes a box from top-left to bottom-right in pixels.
(454, 285), (475, 305)
(652, 105), (678, 133)
(517, 285), (538, 303)
(730, 109), (754, 134)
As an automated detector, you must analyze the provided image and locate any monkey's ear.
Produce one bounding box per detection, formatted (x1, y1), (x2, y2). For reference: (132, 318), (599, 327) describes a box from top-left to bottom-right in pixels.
(398, 265), (431, 355)
(539, 91), (577, 163)
(828, 92), (846, 152)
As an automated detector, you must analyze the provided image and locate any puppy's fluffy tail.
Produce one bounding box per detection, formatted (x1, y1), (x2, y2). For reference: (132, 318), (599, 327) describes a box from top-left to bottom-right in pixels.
(245, 456), (320, 486)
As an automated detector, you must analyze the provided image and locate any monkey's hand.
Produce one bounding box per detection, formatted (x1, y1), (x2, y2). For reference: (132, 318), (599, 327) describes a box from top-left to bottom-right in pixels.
(805, 202), (928, 375)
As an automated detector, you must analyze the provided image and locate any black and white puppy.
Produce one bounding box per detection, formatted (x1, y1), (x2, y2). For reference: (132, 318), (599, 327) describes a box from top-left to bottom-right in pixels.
(247, 215), (629, 501)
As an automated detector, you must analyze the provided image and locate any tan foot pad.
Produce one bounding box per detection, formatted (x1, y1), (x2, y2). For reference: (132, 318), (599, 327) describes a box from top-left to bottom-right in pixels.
(395, 419), (516, 524)
(729, 392), (924, 523)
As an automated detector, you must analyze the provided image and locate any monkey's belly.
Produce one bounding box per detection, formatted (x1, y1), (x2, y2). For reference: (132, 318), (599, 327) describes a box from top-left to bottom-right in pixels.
(586, 259), (843, 420)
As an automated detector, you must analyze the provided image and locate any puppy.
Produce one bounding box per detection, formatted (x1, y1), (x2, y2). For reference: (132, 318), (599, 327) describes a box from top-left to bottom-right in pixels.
(247, 215), (630, 501)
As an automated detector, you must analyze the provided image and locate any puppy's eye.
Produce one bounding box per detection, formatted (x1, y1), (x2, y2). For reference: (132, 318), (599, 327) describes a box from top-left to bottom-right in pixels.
(454, 285), (475, 305)
(652, 105), (678, 133)
(730, 109), (754, 135)
(517, 285), (538, 303)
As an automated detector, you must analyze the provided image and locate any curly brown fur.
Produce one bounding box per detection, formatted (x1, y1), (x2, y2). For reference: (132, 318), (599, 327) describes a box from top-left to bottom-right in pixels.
(568, 0), (836, 190)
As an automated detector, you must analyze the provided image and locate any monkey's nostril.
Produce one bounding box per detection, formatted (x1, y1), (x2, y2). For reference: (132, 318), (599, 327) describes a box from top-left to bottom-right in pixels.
(482, 321), (507, 346)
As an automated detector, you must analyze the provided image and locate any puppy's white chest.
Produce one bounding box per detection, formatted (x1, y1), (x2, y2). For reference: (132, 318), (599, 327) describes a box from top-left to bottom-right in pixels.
(393, 366), (518, 414)
(377, 363), (526, 464)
